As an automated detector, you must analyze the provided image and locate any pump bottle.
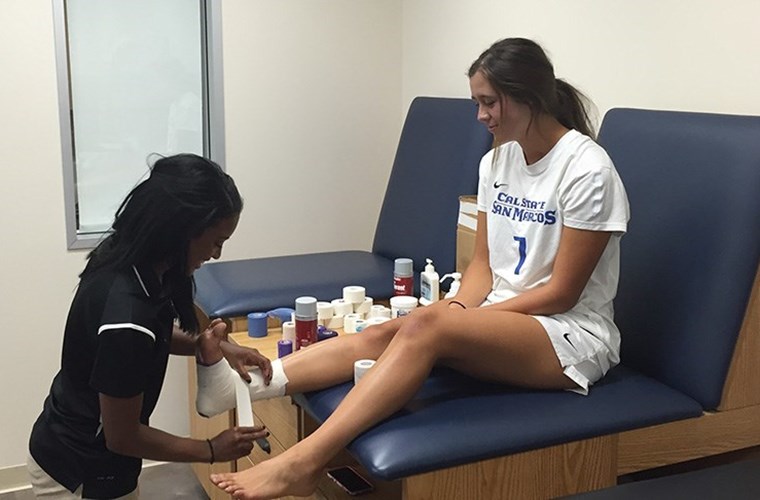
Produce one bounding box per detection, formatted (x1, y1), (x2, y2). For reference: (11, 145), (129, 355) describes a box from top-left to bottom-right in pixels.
(441, 272), (462, 299)
(419, 258), (440, 306)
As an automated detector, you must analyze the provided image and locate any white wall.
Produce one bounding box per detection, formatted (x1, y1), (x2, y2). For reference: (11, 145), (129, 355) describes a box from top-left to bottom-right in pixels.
(2, 0), (759, 483)
(402, 0), (760, 126)
(0, 0), (402, 477)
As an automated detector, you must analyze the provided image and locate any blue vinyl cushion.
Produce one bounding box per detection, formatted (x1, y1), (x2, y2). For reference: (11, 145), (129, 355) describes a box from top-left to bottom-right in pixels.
(194, 251), (394, 317)
(599, 109), (760, 409)
(294, 366), (702, 481)
(194, 97), (492, 318)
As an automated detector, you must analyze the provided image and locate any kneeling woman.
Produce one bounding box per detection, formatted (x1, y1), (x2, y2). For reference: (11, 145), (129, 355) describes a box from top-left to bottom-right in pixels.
(28, 154), (271, 499)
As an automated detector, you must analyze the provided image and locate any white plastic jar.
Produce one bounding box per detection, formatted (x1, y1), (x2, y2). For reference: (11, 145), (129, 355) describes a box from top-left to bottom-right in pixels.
(390, 295), (418, 318)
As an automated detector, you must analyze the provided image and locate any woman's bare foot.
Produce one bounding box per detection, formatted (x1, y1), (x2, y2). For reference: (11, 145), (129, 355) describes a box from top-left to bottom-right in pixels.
(196, 319), (227, 366)
(210, 448), (322, 500)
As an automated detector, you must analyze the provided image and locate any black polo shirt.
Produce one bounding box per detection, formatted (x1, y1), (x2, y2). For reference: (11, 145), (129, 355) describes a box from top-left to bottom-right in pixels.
(29, 264), (174, 499)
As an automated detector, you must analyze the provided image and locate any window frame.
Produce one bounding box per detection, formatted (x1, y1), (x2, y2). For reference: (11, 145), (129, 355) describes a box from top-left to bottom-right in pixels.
(52, 0), (226, 249)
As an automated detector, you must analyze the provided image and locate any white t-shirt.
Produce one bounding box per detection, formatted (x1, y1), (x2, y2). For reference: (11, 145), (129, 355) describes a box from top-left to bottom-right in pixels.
(476, 129), (629, 361)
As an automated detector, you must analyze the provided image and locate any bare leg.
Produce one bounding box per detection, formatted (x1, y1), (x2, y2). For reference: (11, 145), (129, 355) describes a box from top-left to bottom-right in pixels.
(279, 317), (402, 393)
(211, 307), (572, 499)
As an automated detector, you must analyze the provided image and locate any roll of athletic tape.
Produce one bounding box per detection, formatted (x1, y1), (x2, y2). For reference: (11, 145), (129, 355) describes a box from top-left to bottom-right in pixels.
(354, 359), (376, 384)
(369, 305), (392, 319)
(343, 285), (366, 304)
(365, 316), (390, 326)
(247, 312), (268, 338)
(277, 339), (293, 358)
(317, 301), (334, 320)
(354, 297), (373, 315)
(282, 321), (296, 343)
(344, 313), (362, 334)
(354, 319), (368, 332)
(326, 315), (344, 329)
(331, 298), (354, 316)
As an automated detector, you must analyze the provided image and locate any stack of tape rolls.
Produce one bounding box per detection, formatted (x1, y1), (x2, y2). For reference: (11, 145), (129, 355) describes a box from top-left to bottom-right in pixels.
(354, 359), (376, 384)
(313, 285), (375, 333)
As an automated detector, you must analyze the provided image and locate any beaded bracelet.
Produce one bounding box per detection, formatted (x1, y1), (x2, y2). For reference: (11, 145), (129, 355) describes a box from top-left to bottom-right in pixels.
(206, 438), (215, 464)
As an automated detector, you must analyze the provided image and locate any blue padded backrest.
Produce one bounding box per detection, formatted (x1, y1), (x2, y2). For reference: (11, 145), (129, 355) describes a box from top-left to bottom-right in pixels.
(598, 108), (760, 409)
(372, 97), (492, 273)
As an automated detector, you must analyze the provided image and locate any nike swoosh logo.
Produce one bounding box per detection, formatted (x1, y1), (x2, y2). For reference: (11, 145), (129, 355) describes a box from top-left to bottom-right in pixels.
(493, 181), (508, 189)
(563, 333), (575, 349)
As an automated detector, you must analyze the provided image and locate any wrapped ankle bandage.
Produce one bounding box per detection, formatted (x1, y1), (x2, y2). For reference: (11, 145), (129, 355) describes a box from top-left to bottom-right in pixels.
(195, 358), (289, 418)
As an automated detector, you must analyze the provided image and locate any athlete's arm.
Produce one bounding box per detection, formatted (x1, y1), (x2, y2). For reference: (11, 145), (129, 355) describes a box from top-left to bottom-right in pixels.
(99, 392), (265, 463)
(448, 211), (493, 308)
(482, 226), (611, 315)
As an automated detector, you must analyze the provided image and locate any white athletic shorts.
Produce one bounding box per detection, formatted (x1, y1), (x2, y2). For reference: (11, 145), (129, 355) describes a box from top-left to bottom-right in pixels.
(534, 313), (614, 396)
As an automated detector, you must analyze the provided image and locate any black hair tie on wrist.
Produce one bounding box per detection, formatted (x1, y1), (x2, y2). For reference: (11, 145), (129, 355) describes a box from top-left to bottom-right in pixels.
(206, 438), (215, 464)
(449, 300), (466, 309)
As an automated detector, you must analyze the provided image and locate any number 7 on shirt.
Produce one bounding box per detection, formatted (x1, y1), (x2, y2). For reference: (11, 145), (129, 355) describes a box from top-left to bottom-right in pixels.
(513, 236), (527, 274)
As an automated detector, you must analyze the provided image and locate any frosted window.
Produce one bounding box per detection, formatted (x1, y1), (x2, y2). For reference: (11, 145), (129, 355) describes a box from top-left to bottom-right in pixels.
(54, 0), (224, 248)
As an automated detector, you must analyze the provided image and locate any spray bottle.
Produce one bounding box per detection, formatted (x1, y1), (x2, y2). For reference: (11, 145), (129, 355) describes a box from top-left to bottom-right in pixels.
(441, 272), (462, 299)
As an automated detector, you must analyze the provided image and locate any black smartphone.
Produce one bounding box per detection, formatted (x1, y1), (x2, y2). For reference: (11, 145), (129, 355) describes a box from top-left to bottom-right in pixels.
(326, 466), (374, 496)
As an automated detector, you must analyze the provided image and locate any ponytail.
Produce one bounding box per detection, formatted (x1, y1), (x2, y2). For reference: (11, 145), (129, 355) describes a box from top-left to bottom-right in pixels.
(554, 78), (595, 139)
(469, 38), (598, 139)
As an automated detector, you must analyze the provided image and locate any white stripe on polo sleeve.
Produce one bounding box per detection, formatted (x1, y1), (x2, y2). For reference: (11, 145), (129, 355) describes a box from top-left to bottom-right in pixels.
(98, 323), (156, 342)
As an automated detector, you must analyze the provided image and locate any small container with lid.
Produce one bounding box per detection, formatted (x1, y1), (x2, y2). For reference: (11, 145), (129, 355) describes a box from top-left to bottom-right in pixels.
(390, 295), (418, 318)
(393, 258), (414, 296)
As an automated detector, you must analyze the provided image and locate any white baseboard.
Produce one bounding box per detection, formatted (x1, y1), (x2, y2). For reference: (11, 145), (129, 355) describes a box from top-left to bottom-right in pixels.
(0, 460), (167, 494)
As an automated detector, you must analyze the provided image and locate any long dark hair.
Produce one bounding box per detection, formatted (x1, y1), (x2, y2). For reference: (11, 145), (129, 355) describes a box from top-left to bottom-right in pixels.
(468, 38), (595, 138)
(83, 154), (242, 333)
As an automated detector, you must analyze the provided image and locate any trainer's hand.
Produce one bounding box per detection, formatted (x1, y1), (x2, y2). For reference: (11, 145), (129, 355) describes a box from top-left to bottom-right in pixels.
(220, 341), (273, 385)
(209, 426), (268, 462)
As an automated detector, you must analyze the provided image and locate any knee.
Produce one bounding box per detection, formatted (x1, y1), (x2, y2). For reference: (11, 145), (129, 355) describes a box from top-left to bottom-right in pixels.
(395, 308), (443, 345)
(358, 320), (396, 351)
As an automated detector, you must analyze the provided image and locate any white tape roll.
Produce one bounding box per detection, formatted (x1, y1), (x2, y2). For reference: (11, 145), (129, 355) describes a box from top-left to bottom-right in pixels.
(317, 301), (334, 319)
(344, 313), (362, 334)
(366, 316), (390, 326)
(234, 375), (255, 427)
(331, 298), (354, 316)
(326, 315), (344, 329)
(343, 285), (366, 304)
(354, 319), (368, 332)
(354, 359), (376, 384)
(282, 321), (296, 343)
(369, 305), (392, 319)
(354, 297), (373, 315)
